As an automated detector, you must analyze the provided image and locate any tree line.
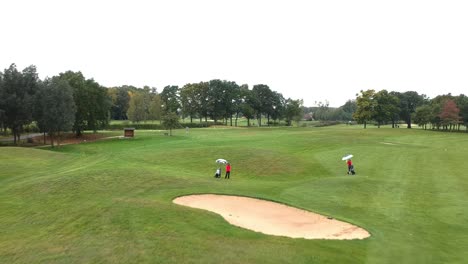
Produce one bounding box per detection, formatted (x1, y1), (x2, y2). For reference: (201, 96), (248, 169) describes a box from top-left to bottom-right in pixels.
(0, 64), (110, 145)
(0, 64), (304, 145)
(108, 80), (304, 127)
(353, 89), (468, 131)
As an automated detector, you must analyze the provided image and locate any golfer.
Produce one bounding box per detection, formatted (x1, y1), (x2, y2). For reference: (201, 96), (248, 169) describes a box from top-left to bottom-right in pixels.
(225, 163), (231, 179)
(347, 159), (355, 175)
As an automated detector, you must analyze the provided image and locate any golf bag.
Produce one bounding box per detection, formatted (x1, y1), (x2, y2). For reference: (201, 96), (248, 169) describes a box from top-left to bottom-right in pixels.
(214, 168), (221, 178)
(348, 165), (356, 175)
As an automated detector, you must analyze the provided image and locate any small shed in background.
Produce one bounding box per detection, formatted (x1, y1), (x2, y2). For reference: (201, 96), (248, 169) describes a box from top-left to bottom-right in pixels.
(124, 128), (135, 138)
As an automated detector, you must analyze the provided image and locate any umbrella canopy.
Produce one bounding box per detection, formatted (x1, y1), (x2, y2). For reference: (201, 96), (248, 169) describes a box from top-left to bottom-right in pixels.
(341, 154), (353, 161)
(216, 158), (228, 164)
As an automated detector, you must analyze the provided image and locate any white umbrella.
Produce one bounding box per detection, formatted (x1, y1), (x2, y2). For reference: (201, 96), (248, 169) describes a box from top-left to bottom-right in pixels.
(341, 154), (353, 161)
(216, 158), (228, 164)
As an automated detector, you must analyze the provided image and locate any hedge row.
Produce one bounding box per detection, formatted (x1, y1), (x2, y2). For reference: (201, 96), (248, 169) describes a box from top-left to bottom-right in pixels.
(106, 122), (223, 130)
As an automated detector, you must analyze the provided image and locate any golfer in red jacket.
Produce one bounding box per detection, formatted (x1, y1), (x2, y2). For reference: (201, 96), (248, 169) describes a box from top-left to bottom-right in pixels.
(347, 159), (355, 175)
(225, 163), (231, 179)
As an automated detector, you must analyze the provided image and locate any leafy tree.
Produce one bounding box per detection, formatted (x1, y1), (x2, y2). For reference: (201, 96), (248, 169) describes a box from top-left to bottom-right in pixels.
(455, 94), (468, 132)
(109, 87), (131, 120)
(206, 79), (226, 124)
(353, 89), (376, 128)
(58, 71), (111, 136)
(35, 77), (76, 147)
(193, 82), (210, 123)
(243, 87), (259, 126)
(414, 105), (432, 130)
(180, 83), (199, 123)
(58, 71), (86, 136)
(86, 79), (111, 132)
(396, 91), (425, 128)
(127, 92), (147, 123)
(222, 81), (240, 126)
(270, 91), (285, 124)
(439, 99), (461, 131)
(160, 85), (180, 114)
(0, 64), (39, 143)
(373, 90), (399, 128)
(161, 112), (180, 136)
(148, 93), (162, 122)
(233, 84), (248, 126)
(340, 100), (357, 121)
(252, 84), (274, 126)
(429, 94), (454, 130)
(284, 98), (303, 126)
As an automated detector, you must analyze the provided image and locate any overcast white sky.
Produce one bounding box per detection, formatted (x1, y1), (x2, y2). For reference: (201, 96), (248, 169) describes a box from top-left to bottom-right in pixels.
(1, 0), (467, 107)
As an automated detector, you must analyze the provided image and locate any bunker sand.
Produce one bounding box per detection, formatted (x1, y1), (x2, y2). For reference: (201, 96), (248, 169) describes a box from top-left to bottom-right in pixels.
(173, 194), (370, 240)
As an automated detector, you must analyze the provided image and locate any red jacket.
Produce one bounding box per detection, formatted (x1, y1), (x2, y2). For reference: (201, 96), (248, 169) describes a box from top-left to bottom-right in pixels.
(226, 164), (231, 172)
(347, 160), (352, 167)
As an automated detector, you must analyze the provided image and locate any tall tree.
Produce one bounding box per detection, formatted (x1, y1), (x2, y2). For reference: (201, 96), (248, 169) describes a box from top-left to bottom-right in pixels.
(0, 64), (39, 143)
(35, 77), (76, 147)
(396, 91), (425, 128)
(109, 87), (131, 120)
(160, 85), (180, 114)
(58, 71), (111, 136)
(455, 94), (468, 132)
(180, 83), (198, 123)
(252, 84), (273, 126)
(373, 90), (400, 128)
(148, 93), (162, 122)
(127, 92), (147, 123)
(414, 105), (432, 130)
(353, 89), (376, 129)
(243, 87), (258, 126)
(439, 99), (461, 131)
(193, 82), (210, 123)
(233, 84), (248, 126)
(270, 91), (285, 124)
(222, 81), (240, 126)
(207, 79), (226, 124)
(86, 79), (111, 131)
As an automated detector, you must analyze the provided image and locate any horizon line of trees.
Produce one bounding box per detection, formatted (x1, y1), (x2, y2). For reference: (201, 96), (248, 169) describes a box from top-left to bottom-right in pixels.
(352, 89), (468, 131)
(3, 63), (467, 146)
(0, 63), (305, 144)
(110, 80), (304, 127)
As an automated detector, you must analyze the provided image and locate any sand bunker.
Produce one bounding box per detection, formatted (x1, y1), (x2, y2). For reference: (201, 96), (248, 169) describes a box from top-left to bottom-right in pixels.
(173, 194), (370, 240)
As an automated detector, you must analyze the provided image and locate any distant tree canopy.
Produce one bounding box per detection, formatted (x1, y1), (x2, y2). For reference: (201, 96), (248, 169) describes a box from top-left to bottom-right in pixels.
(108, 79), (304, 127)
(2, 62), (467, 143)
(351, 89), (467, 131)
(0, 64), (112, 143)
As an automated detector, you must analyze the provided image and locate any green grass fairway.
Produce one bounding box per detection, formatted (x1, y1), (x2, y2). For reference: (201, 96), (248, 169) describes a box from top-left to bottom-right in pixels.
(1, 126), (467, 263)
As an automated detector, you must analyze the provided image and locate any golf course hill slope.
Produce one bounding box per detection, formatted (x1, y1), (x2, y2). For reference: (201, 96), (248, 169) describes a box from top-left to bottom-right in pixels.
(173, 194), (370, 240)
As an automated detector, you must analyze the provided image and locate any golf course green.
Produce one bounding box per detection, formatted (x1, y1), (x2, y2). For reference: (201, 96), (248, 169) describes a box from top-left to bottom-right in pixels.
(1, 125), (467, 263)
